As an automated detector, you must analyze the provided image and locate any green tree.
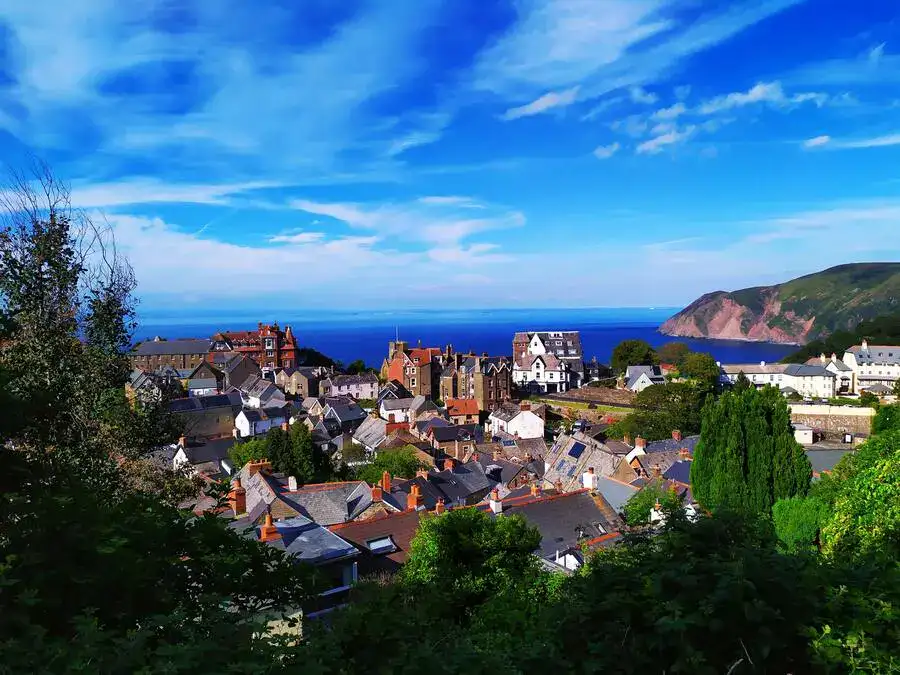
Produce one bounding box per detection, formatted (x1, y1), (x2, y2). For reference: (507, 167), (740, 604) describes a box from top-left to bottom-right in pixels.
(692, 387), (811, 515)
(733, 371), (752, 392)
(615, 382), (705, 441)
(611, 339), (657, 374)
(346, 359), (369, 375)
(873, 403), (900, 434)
(680, 351), (720, 392)
(229, 437), (269, 470)
(622, 481), (683, 526)
(894, 379), (900, 397)
(354, 446), (424, 484)
(657, 341), (690, 367)
(773, 495), (830, 552)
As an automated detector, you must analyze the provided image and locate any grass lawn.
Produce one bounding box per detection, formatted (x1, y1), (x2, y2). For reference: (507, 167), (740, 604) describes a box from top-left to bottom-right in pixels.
(537, 398), (629, 415)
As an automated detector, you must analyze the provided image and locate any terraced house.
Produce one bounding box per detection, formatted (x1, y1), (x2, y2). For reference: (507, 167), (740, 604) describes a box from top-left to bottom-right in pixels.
(513, 331), (585, 389)
(381, 340), (445, 399)
(209, 322), (300, 369)
(132, 337), (210, 371)
(440, 352), (513, 412)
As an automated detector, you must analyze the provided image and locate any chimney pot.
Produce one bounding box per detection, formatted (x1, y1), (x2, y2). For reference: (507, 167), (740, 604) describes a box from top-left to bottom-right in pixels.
(259, 512), (281, 542)
(381, 471), (391, 493)
(635, 436), (646, 449)
(371, 484), (383, 502)
(671, 429), (682, 442)
(281, 421), (289, 431)
(490, 489), (502, 514)
(435, 498), (445, 515)
(623, 433), (632, 447)
(530, 482), (541, 497)
(287, 475), (298, 491)
(492, 450), (501, 461)
(178, 436), (187, 448)
(407, 483), (424, 511)
(653, 464), (662, 477)
(229, 478), (247, 516)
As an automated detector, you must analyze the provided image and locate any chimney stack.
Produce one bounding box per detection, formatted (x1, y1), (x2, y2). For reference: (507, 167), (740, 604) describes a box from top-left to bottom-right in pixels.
(623, 433), (633, 447)
(407, 484), (424, 511)
(371, 484), (383, 502)
(489, 489), (502, 514)
(492, 449), (501, 461)
(435, 498), (445, 515)
(671, 429), (682, 442)
(445, 457), (456, 472)
(381, 471), (391, 493)
(259, 512), (281, 543)
(653, 464), (662, 477)
(229, 478), (246, 516)
(635, 436), (646, 450)
(287, 476), (298, 491)
(416, 469), (429, 479)
(554, 479), (564, 493)
(530, 482), (541, 498)
(582, 466), (598, 490)
(178, 436), (187, 448)
(679, 447), (691, 460)
(248, 460), (273, 477)
(281, 421), (289, 432)
(820, 353), (827, 365)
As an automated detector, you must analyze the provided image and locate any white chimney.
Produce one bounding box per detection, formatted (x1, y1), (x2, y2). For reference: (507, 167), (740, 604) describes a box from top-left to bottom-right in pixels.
(287, 476), (298, 491)
(489, 489), (502, 514)
(582, 466), (598, 490)
(862, 339), (869, 352)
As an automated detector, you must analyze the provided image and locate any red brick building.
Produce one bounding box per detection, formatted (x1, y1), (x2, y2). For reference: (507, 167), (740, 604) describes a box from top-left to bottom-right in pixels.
(209, 322), (299, 369)
(380, 340), (445, 399)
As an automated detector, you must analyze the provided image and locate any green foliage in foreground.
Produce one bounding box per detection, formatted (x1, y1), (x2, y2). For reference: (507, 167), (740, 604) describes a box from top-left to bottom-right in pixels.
(772, 494), (830, 553)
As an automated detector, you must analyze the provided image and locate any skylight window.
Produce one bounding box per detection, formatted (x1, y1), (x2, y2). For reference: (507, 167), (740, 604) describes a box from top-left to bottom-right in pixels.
(366, 536), (397, 555)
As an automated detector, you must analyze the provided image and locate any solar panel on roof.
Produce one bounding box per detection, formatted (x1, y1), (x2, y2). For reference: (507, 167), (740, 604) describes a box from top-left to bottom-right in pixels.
(568, 442), (586, 459)
(502, 439), (517, 447)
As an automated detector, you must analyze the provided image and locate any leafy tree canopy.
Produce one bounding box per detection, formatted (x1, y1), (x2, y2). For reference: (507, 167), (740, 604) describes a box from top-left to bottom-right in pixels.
(353, 447), (424, 484)
(657, 341), (690, 367)
(613, 382), (706, 441)
(611, 339), (658, 374)
(622, 480), (684, 526)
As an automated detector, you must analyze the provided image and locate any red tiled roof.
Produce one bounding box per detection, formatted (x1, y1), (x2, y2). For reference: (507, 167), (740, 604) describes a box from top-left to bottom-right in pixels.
(446, 398), (479, 416)
(408, 347), (441, 363)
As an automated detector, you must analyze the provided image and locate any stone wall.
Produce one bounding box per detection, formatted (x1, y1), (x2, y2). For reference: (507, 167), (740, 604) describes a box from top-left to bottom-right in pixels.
(789, 404), (875, 438)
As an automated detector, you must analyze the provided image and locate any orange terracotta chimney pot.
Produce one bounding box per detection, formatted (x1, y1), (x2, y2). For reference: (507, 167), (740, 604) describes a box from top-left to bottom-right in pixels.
(229, 478), (246, 516)
(530, 482), (541, 497)
(371, 484), (383, 502)
(671, 429), (682, 442)
(381, 471), (391, 493)
(259, 512), (281, 542)
(435, 498), (445, 515)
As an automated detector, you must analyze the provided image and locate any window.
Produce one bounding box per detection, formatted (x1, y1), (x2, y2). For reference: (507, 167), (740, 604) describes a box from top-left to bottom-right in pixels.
(366, 536), (397, 555)
(266, 350), (275, 357)
(410, 378), (417, 388)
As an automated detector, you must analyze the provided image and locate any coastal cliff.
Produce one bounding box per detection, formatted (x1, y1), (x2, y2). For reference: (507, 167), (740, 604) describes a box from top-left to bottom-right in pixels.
(660, 263), (900, 345)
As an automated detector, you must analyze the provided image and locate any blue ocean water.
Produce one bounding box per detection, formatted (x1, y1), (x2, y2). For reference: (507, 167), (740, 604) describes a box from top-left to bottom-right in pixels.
(136, 308), (797, 368)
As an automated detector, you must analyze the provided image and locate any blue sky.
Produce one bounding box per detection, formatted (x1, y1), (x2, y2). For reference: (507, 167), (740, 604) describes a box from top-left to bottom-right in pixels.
(1, 1), (899, 311)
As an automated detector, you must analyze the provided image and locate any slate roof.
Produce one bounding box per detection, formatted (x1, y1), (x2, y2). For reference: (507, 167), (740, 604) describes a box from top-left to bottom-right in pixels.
(783, 364), (835, 378)
(431, 423), (484, 444)
(415, 417), (449, 436)
(472, 452), (527, 488)
(409, 395), (439, 417)
(625, 365), (665, 389)
(283, 481), (379, 526)
(806, 356), (852, 372)
(381, 397), (414, 412)
(353, 415), (387, 449)
(542, 432), (620, 492)
(663, 460), (693, 485)
(169, 392), (240, 413)
(594, 476), (638, 513)
(806, 449), (851, 475)
(325, 401), (367, 424)
(428, 462), (492, 505)
(328, 373), (379, 387)
(515, 353), (565, 370)
(490, 489), (620, 559)
(864, 382), (893, 394)
(262, 516), (359, 565)
(180, 437), (236, 465)
(378, 380), (413, 403)
(644, 434), (701, 455)
(721, 363), (787, 375)
(134, 338), (210, 356)
(187, 377), (218, 390)
(846, 344), (900, 365)
(490, 401), (523, 423)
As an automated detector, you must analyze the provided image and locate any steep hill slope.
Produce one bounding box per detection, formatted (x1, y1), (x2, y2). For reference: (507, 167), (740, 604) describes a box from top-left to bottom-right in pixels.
(660, 263), (900, 344)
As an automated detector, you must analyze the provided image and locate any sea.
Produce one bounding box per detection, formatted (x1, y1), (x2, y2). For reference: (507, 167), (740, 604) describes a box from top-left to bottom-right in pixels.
(135, 308), (797, 368)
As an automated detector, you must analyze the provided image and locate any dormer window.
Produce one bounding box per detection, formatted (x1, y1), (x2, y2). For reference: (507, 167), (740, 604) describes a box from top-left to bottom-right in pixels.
(366, 536), (397, 555)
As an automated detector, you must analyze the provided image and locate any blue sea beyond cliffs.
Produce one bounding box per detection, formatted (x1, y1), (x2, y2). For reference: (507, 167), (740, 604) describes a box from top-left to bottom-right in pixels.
(136, 307), (797, 369)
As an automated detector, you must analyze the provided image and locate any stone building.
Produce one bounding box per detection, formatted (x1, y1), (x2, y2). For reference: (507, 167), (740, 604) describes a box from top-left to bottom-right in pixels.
(132, 337), (211, 371)
(381, 340), (444, 399)
(209, 322), (299, 370)
(439, 353), (513, 412)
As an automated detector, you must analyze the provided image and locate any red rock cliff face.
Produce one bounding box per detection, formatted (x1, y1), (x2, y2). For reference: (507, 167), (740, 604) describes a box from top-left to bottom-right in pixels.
(660, 294), (814, 344)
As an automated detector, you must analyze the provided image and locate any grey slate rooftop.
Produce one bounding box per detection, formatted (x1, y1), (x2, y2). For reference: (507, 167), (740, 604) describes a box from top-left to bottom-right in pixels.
(133, 338), (210, 355)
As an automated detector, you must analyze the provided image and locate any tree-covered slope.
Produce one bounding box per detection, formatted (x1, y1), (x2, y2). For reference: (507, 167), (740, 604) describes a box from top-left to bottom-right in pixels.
(660, 263), (900, 344)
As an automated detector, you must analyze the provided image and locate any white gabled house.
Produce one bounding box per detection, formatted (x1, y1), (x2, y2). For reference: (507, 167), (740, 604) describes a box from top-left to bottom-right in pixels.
(235, 407), (288, 438)
(488, 403), (545, 439)
(512, 353), (570, 394)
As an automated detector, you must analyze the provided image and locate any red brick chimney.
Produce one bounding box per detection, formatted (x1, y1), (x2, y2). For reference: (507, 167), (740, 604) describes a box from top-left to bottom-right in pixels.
(229, 478), (246, 516)
(492, 449), (501, 461)
(653, 463), (662, 477)
(530, 482), (541, 498)
(259, 512), (281, 543)
(371, 484), (383, 502)
(407, 484), (424, 511)
(381, 471), (391, 493)
(520, 401), (531, 411)
(623, 433), (632, 447)
(635, 436), (647, 450)
(248, 460), (273, 477)
(671, 429), (682, 442)
(679, 448), (691, 460)
(281, 421), (289, 431)
(435, 498), (445, 515)
(445, 457), (456, 472)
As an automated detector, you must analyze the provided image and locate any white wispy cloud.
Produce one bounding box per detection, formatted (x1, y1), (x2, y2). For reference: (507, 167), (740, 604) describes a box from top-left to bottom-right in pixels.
(501, 87), (580, 120)
(417, 196), (484, 208)
(580, 96), (626, 121)
(803, 133), (900, 150)
(593, 142), (621, 159)
(674, 85), (691, 100)
(68, 179), (285, 209)
(744, 202), (900, 244)
(473, 0), (805, 110)
(630, 86), (658, 104)
(289, 197), (524, 247)
(636, 125), (696, 154)
(788, 43), (900, 86)
(268, 231), (327, 244)
(652, 102), (687, 120)
(802, 135), (831, 149)
(697, 81), (813, 114)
